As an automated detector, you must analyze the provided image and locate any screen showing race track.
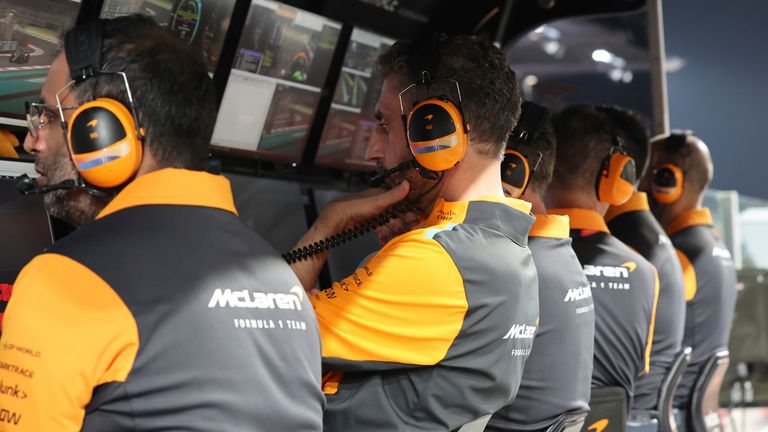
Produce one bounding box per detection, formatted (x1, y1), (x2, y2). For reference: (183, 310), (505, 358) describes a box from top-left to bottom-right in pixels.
(211, 0), (341, 163)
(100, 0), (237, 75)
(314, 28), (394, 171)
(0, 0), (81, 124)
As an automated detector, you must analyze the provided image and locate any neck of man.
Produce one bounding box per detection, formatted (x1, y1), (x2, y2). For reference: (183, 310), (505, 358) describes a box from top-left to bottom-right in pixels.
(654, 191), (704, 229)
(136, 148), (160, 178)
(521, 189), (547, 215)
(546, 181), (609, 216)
(438, 145), (506, 203)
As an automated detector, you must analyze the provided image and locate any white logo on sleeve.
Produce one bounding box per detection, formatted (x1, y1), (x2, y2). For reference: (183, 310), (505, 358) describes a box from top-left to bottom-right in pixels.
(564, 284), (592, 302)
(208, 286), (304, 310)
(503, 323), (537, 340)
(712, 246), (732, 260)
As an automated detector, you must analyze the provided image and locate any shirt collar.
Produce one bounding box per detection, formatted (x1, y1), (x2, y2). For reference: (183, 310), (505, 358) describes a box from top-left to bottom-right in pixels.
(549, 207), (610, 234)
(530, 213), (570, 239)
(604, 191), (650, 222)
(423, 195), (532, 226)
(97, 168), (238, 219)
(666, 208), (713, 235)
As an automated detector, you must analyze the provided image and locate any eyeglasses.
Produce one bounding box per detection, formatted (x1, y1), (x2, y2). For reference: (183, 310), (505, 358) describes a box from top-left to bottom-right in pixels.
(25, 101), (78, 139)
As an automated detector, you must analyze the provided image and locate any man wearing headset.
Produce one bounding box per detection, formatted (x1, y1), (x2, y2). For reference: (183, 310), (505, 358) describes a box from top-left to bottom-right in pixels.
(486, 102), (594, 432)
(640, 132), (736, 428)
(0, 16), (323, 431)
(547, 105), (659, 412)
(289, 35), (539, 431)
(602, 107), (686, 422)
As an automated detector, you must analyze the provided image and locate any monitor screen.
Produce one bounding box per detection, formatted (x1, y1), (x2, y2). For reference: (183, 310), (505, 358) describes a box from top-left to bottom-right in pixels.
(211, 0), (342, 162)
(100, 0), (237, 74)
(314, 28), (393, 171)
(0, 0), (82, 124)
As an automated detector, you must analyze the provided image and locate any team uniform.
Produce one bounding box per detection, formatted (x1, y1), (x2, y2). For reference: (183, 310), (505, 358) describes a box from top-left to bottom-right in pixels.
(606, 192), (685, 409)
(667, 208), (737, 408)
(550, 208), (659, 406)
(314, 196), (539, 432)
(487, 214), (595, 432)
(0, 169), (324, 431)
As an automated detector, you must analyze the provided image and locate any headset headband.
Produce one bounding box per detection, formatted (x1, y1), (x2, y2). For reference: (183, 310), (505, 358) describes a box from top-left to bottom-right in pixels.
(406, 33), (444, 84)
(509, 101), (550, 150)
(61, 19), (145, 142)
(665, 130), (693, 154)
(398, 34), (467, 134)
(65, 20), (104, 82)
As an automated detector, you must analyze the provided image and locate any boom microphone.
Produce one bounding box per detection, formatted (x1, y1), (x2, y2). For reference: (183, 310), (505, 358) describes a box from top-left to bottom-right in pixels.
(15, 174), (108, 198)
(366, 159), (418, 187)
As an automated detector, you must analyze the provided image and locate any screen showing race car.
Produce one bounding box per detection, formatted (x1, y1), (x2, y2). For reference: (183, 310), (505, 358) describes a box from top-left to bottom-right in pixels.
(100, 0), (237, 75)
(211, 0), (341, 163)
(0, 0), (81, 124)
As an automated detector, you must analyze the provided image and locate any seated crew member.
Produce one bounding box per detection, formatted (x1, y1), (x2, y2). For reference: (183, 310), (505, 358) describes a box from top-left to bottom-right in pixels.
(0, 16), (323, 431)
(289, 35), (539, 431)
(640, 132), (737, 422)
(486, 102), (595, 432)
(602, 107), (686, 414)
(547, 105), (659, 407)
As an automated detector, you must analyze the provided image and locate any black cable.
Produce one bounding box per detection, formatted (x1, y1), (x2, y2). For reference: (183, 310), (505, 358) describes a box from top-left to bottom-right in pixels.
(283, 172), (445, 264)
(282, 203), (408, 264)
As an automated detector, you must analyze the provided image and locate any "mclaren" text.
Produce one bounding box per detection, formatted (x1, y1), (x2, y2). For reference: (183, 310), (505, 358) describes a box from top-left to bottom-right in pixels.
(208, 289), (302, 310)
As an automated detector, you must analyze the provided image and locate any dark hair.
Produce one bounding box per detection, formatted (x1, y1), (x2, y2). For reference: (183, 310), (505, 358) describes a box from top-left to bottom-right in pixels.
(597, 105), (650, 179)
(378, 35), (521, 158)
(551, 105), (614, 192)
(71, 15), (217, 170)
(508, 119), (556, 195)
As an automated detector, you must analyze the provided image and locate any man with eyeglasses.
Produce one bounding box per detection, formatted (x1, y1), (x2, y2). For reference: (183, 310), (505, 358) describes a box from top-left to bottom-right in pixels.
(0, 16), (324, 431)
(24, 97), (106, 226)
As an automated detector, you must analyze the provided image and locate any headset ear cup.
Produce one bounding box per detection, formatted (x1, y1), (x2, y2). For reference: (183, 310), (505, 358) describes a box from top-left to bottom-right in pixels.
(596, 152), (636, 205)
(406, 98), (467, 171)
(652, 163), (684, 204)
(68, 98), (143, 188)
(501, 149), (530, 198)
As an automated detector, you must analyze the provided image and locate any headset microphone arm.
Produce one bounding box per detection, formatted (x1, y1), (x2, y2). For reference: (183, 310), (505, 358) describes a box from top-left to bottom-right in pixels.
(15, 174), (109, 198)
(366, 159), (418, 187)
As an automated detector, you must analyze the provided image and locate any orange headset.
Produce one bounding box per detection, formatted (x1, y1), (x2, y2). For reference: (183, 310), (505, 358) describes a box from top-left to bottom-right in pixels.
(60, 19), (144, 189)
(399, 34), (469, 173)
(501, 101), (550, 198)
(594, 109), (636, 205)
(651, 132), (689, 204)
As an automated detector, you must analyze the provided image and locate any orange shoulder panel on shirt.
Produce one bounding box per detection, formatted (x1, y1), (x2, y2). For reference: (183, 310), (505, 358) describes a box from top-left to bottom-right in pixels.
(675, 248), (698, 301)
(0, 253), (139, 432)
(665, 208), (713, 235)
(311, 227), (468, 366)
(604, 192), (650, 222)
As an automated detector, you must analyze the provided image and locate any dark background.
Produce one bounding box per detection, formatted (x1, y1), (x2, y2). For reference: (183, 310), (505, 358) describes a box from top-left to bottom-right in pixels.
(663, 0), (767, 200)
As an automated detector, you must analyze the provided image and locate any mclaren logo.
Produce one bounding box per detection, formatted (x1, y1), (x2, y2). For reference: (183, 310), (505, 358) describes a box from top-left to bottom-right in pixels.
(712, 246), (732, 259)
(208, 286), (304, 310)
(502, 323), (536, 340)
(583, 261), (636, 278)
(587, 419), (609, 432)
(564, 284), (592, 302)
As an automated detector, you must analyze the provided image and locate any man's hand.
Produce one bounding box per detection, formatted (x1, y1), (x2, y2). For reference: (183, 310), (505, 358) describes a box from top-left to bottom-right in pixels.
(315, 181), (411, 237)
(290, 181), (410, 292)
